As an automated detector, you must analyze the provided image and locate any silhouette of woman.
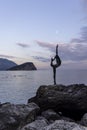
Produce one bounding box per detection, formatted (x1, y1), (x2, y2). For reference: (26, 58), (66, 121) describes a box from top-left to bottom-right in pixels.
(51, 44), (61, 85)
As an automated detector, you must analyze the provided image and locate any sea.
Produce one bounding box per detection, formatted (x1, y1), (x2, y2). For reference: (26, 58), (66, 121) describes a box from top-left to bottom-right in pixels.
(0, 69), (87, 104)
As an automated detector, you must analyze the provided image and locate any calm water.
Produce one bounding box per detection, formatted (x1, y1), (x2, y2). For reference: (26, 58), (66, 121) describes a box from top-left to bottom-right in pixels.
(0, 69), (87, 104)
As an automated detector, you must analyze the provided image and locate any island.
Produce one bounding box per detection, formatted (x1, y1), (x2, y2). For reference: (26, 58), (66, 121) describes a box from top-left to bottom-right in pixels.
(8, 62), (37, 71)
(0, 58), (17, 70)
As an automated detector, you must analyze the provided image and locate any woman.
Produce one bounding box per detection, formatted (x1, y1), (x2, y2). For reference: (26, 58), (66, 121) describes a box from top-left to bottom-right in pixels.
(51, 44), (61, 85)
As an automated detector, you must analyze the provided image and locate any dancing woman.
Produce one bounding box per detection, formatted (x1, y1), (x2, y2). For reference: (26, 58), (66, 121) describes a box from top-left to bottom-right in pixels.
(51, 44), (61, 85)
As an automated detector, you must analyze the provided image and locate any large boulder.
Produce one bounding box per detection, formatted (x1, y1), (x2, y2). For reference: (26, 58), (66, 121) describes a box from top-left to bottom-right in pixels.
(28, 84), (87, 120)
(20, 118), (48, 130)
(41, 109), (60, 121)
(0, 102), (40, 130)
(80, 113), (87, 127)
(19, 119), (87, 130)
(42, 120), (87, 130)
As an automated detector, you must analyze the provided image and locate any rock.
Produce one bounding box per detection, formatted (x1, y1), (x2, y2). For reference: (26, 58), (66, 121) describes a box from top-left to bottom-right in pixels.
(80, 113), (87, 127)
(60, 116), (74, 122)
(41, 109), (60, 121)
(42, 120), (87, 130)
(20, 118), (48, 130)
(0, 102), (40, 130)
(8, 62), (37, 70)
(28, 84), (87, 120)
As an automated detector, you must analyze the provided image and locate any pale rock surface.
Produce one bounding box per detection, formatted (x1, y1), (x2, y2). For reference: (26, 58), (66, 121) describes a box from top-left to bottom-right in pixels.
(0, 102), (39, 130)
(42, 120), (87, 130)
(20, 118), (48, 130)
(80, 113), (87, 127)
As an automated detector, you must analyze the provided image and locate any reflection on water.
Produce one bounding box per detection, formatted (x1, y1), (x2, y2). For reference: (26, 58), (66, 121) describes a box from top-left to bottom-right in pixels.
(0, 69), (87, 104)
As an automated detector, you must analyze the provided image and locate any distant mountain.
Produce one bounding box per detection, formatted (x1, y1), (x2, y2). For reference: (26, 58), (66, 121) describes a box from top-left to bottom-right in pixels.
(8, 62), (37, 71)
(0, 58), (17, 70)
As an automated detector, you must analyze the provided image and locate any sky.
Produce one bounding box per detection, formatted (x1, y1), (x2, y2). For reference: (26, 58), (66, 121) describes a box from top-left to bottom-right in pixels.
(0, 0), (87, 69)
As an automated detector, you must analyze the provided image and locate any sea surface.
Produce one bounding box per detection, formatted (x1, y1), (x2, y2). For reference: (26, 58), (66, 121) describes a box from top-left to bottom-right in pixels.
(0, 69), (87, 104)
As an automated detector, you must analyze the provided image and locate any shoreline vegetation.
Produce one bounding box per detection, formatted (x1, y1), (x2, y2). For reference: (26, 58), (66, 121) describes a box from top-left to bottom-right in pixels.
(0, 84), (87, 130)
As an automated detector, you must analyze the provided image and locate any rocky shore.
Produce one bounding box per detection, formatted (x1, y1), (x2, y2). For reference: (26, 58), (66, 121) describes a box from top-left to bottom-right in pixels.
(1, 84), (87, 130)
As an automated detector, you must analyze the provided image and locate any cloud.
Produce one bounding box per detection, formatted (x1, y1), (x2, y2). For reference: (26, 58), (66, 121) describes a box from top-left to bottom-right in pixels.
(35, 40), (87, 62)
(70, 38), (83, 43)
(36, 40), (55, 52)
(57, 26), (87, 62)
(35, 26), (87, 64)
(0, 54), (16, 59)
(59, 43), (87, 61)
(33, 56), (50, 62)
(17, 43), (29, 48)
(71, 26), (87, 43)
